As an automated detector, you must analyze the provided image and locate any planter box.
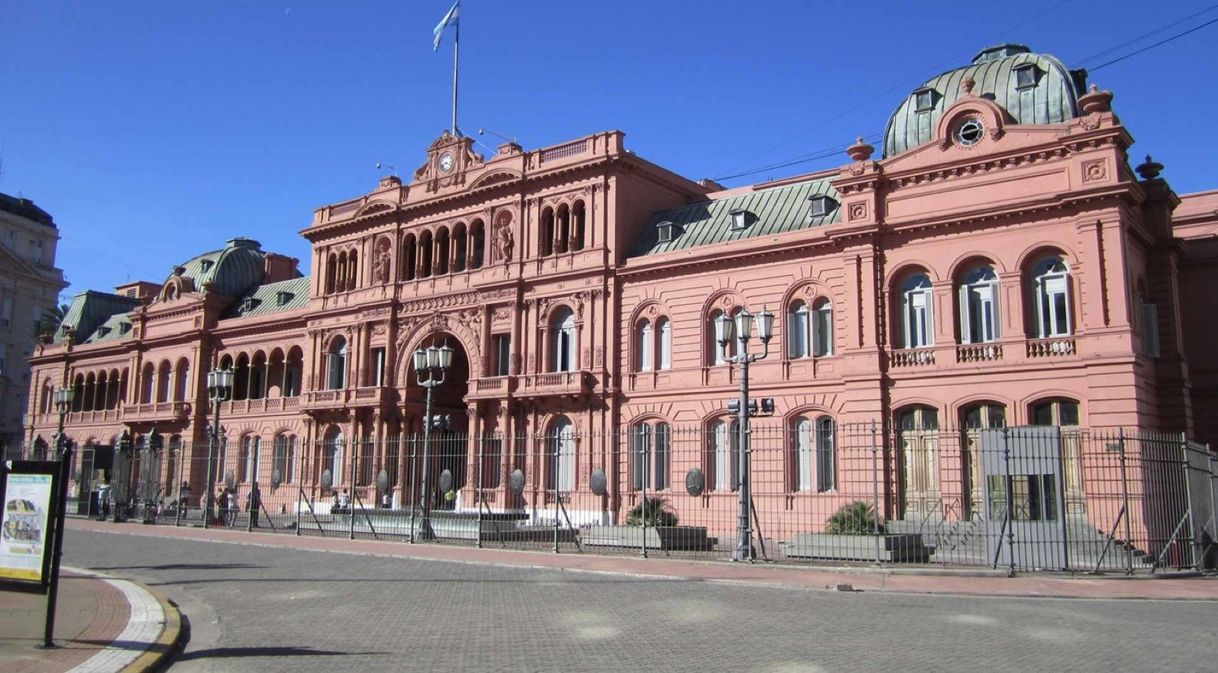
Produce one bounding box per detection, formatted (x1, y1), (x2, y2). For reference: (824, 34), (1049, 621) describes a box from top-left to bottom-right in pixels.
(785, 533), (931, 562)
(582, 525), (714, 551)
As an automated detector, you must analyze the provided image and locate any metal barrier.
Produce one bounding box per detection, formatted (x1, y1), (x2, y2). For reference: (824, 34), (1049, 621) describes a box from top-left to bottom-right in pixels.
(21, 423), (1217, 573)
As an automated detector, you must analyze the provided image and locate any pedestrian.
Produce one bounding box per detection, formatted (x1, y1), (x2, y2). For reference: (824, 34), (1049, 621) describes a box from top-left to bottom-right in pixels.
(246, 483), (261, 528)
(97, 481), (111, 521)
(381, 492), (391, 509)
(337, 488), (350, 513)
(226, 489), (237, 526)
(217, 487), (228, 525)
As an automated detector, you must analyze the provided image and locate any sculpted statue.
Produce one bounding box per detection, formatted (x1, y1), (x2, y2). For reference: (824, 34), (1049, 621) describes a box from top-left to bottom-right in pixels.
(494, 222), (514, 262)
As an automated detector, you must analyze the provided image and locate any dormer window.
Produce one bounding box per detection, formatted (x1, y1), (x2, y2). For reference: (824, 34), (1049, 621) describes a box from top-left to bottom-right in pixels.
(276, 291), (293, 307)
(729, 208), (750, 232)
(119, 322), (132, 334)
(1014, 64), (1039, 89)
(239, 297), (259, 315)
(60, 325), (71, 335)
(808, 195), (838, 218)
(97, 326), (111, 336)
(914, 88), (936, 112)
(656, 221), (675, 244)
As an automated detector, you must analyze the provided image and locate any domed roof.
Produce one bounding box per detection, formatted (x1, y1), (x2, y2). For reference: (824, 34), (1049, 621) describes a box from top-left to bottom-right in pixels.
(166, 237), (267, 298)
(883, 44), (1086, 158)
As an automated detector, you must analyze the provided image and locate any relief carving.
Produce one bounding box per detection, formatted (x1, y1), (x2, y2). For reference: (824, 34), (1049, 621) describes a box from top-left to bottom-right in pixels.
(1082, 159), (1108, 183)
(848, 202), (868, 221)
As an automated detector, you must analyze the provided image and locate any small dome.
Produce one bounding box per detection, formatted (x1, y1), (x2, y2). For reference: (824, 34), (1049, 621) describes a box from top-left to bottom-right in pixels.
(165, 238), (267, 298)
(883, 45), (1086, 157)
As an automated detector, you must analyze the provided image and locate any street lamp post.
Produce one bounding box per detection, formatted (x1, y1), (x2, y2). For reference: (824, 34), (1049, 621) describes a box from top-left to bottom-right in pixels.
(205, 368), (234, 529)
(715, 308), (774, 562)
(413, 343), (453, 541)
(42, 387), (76, 648)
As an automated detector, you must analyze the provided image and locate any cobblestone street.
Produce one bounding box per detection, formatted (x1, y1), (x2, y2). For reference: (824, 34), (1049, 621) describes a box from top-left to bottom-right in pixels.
(62, 528), (1217, 673)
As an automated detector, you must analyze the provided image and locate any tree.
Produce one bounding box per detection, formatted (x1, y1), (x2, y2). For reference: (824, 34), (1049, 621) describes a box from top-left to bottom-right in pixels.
(36, 303), (69, 338)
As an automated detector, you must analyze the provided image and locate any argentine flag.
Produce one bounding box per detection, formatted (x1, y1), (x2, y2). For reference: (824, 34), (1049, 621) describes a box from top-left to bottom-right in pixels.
(433, 1), (460, 51)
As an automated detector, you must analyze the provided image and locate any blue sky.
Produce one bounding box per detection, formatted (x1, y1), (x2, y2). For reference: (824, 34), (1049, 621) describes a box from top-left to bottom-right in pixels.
(3, 1), (1217, 301)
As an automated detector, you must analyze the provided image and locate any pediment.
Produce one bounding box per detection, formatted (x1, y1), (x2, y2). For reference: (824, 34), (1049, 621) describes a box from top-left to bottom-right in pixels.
(412, 132), (486, 193)
(354, 200), (398, 218)
(468, 169), (522, 190)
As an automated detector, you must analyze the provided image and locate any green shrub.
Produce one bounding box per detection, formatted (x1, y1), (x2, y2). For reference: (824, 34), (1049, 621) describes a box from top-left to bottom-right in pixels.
(625, 497), (679, 527)
(825, 501), (885, 535)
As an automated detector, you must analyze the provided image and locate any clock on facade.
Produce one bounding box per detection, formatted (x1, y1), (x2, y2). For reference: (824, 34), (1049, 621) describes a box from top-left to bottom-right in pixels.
(439, 152), (455, 173)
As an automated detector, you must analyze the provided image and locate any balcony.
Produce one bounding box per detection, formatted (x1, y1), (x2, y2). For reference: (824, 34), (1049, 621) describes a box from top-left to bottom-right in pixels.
(467, 376), (517, 400)
(66, 409), (124, 424)
(125, 401), (191, 423)
(517, 371), (594, 398)
(302, 386), (394, 410)
(220, 397), (302, 415)
(890, 348), (936, 369)
(956, 343), (1003, 364)
(1026, 337), (1076, 358)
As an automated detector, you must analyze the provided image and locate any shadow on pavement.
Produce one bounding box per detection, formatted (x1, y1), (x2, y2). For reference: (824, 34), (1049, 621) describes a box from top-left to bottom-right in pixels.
(176, 646), (383, 660)
(87, 563), (267, 572)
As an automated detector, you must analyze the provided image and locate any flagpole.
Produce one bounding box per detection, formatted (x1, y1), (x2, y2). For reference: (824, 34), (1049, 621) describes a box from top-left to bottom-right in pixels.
(451, 17), (460, 136)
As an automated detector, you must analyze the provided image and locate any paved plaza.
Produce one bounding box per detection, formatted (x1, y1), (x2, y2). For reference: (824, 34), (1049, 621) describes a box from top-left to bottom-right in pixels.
(57, 527), (1218, 673)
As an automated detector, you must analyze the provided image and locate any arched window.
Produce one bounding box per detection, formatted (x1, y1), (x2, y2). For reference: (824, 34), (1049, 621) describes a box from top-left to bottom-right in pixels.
(551, 308), (577, 372)
(541, 207), (555, 257)
(572, 200), (586, 251)
(452, 223), (468, 273)
(813, 298), (833, 357)
(788, 301), (810, 359)
(327, 337), (347, 390)
(630, 421), (671, 491)
(402, 233), (417, 281)
(324, 428), (344, 487)
(284, 347), (303, 397)
(658, 318), (672, 370)
(900, 273), (934, 349)
(419, 231), (433, 278)
(960, 401), (1006, 516)
(240, 435), (259, 483)
(959, 264), (1000, 343)
(470, 219), (485, 269)
(636, 319), (653, 372)
(347, 250), (358, 289)
(709, 419), (740, 491)
(325, 253), (337, 293)
(336, 251), (348, 292)
(436, 228), (450, 275)
(556, 204), (570, 254)
(1030, 398), (1079, 427)
(140, 363), (155, 404)
(547, 417), (575, 492)
(1030, 256), (1072, 338)
(273, 434), (295, 485)
(631, 424), (650, 490)
(791, 416), (836, 492)
(173, 359), (189, 402)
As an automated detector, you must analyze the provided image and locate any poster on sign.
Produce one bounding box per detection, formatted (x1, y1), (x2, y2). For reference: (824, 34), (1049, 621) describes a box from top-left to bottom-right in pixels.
(0, 471), (54, 583)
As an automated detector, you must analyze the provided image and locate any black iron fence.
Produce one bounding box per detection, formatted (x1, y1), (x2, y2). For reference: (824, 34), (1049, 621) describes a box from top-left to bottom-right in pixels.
(22, 423), (1217, 573)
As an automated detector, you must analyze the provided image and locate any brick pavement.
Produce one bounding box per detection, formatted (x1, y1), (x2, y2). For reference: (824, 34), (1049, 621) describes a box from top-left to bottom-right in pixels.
(7, 517), (1214, 673)
(64, 524), (1218, 673)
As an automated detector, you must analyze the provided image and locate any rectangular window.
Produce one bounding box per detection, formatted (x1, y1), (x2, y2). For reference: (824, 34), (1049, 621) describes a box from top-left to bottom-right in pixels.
(654, 425), (669, 491)
(659, 320), (672, 370)
(372, 347), (386, 386)
(906, 291), (931, 348)
(493, 334), (511, 376)
(0, 296), (11, 328)
(1141, 302), (1160, 358)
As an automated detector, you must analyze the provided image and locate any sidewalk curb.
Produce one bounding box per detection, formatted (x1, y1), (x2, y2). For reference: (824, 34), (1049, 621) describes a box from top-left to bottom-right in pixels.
(63, 566), (185, 673)
(121, 583), (183, 673)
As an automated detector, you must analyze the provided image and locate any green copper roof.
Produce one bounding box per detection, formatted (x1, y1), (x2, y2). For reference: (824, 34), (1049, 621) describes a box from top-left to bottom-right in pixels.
(55, 291), (140, 345)
(167, 237), (267, 299)
(884, 44), (1084, 158)
(84, 312), (135, 344)
(632, 178), (840, 257)
(223, 276), (311, 319)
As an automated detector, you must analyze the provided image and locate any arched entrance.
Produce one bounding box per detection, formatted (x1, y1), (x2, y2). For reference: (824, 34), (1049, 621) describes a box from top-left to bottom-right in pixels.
(402, 332), (471, 512)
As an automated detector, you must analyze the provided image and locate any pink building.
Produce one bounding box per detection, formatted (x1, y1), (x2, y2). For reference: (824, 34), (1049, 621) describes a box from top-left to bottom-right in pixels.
(24, 45), (1218, 565)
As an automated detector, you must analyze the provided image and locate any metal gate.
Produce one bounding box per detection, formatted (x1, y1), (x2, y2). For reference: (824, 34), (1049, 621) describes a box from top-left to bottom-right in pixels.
(981, 427), (1069, 571)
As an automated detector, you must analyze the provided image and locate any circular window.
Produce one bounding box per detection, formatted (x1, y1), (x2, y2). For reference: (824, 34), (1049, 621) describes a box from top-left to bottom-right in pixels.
(956, 118), (985, 146)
